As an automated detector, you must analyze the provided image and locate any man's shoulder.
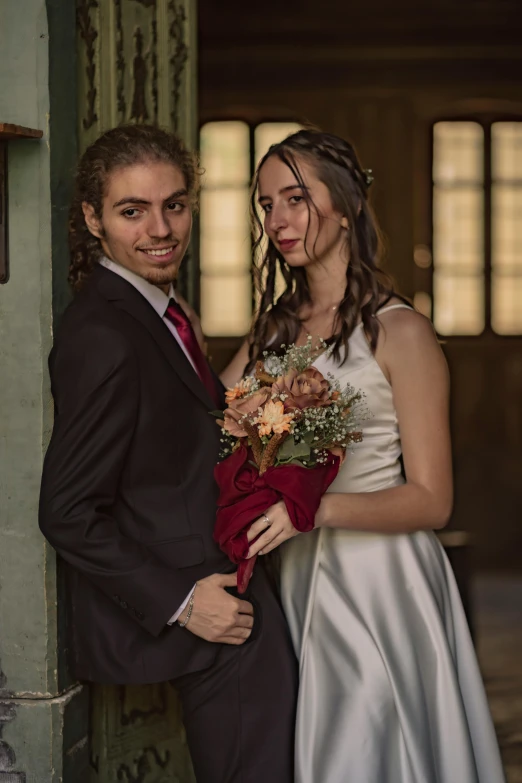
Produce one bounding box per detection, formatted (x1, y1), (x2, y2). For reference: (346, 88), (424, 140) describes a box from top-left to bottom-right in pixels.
(54, 276), (131, 356)
(59, 265), (126, 326)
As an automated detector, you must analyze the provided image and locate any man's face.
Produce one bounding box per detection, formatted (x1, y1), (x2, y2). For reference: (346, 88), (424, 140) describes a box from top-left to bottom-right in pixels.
(83, 159), (193, 289)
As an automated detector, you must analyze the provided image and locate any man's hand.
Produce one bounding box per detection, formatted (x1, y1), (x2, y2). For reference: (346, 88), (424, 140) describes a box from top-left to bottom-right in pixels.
(179, 573), (254, 645)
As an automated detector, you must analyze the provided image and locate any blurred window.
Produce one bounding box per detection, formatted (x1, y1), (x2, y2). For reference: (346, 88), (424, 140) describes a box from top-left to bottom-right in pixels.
(432, 120), (522, 336)
(199, 121), (301, 336)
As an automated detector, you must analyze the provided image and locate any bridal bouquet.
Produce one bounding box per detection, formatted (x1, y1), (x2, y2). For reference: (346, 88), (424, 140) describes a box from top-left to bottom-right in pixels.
(213, 339), (365, 592)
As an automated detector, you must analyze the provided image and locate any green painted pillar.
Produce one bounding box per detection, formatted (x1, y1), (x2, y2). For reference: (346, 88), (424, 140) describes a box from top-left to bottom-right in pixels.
(0, 1), (89, 781)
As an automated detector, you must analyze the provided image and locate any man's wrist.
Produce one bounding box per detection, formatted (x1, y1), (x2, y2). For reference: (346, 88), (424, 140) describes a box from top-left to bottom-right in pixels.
(177, 584), (197, 627)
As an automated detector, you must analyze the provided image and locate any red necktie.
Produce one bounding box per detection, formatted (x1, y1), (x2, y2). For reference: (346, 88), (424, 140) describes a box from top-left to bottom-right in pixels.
(164, 298), (220, 407)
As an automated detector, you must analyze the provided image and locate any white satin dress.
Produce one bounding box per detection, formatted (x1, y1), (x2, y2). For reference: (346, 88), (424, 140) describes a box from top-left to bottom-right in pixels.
(280, 304), (505, 783)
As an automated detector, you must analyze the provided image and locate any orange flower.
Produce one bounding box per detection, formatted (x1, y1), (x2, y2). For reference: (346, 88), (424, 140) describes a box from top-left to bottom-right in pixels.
(225, 377), (254, 404)
(223, 388), (272, 438)
(255, 400), (294, 437)
(272, 367), (331, 411)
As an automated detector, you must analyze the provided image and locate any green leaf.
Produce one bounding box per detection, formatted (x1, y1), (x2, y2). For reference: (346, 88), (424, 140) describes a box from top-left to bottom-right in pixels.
(209, 410), (225, 418)
(277, 435), (311, 462)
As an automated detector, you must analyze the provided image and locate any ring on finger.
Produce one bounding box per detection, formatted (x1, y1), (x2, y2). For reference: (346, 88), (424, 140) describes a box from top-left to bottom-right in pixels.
(262, 513), (271, 526)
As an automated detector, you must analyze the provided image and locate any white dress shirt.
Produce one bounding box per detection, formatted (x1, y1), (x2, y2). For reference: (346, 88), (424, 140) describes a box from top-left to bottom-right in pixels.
(99, 257), (196, 624)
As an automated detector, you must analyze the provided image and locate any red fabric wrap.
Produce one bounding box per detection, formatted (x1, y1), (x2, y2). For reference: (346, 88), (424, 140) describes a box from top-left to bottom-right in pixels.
(214, 444), (340, 592)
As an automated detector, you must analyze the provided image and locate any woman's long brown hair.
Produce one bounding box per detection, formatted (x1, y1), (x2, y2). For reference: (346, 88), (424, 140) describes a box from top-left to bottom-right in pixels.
(247, 129), (403, 371)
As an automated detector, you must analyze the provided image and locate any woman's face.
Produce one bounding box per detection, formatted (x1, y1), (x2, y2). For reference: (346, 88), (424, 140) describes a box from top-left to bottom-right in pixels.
(257, 154), (348, 269)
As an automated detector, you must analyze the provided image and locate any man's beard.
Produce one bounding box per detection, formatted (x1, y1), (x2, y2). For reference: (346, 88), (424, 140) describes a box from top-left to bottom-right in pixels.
(141, 262), (179, 287)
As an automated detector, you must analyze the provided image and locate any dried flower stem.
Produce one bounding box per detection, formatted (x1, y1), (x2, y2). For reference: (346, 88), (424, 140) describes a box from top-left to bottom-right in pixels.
(243, 420), (264, 466)
(259, 431), (289, 475)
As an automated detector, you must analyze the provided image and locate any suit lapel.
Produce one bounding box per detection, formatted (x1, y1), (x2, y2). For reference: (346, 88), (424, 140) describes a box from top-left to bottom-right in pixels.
(94, 265), (216, 411)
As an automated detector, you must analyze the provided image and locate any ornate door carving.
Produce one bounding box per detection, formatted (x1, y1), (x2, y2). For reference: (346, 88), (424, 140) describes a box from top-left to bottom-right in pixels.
(76, 2), (197, 780)
(76, 0), (196, 152)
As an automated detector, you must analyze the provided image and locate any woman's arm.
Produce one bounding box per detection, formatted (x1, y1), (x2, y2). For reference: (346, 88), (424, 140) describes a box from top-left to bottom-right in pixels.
(316, 309), (452, 533)
(219, 339), (251, 389)
(246, 309), (453, 557)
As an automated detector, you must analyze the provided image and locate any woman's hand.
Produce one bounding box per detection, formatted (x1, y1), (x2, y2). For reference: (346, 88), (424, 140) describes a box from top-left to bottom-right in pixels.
(246, 500), (301, 558)
(176, 294), (206, 353)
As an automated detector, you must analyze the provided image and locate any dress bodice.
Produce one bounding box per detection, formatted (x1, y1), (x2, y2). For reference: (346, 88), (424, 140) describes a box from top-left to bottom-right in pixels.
(312, 304), (409, 494)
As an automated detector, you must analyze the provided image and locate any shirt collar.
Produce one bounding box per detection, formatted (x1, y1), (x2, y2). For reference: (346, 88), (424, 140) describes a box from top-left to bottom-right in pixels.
(99, 256), (176, 317)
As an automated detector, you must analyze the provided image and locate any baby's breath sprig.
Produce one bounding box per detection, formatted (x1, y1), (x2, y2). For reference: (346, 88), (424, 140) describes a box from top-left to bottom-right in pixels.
(262, 335), (328, 378)
(219, 429), (239, 460)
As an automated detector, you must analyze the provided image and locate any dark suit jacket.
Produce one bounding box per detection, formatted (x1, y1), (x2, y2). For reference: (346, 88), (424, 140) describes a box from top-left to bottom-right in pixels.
(39, 265), (234, 684)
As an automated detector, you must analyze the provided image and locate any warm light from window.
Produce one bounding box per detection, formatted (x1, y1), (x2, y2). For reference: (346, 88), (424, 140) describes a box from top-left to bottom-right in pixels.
(254, 122), (302, 166)
(491, 122), (522, 334)
(199, 121), (251, 336)
(432, 122), (484, 335)
(200, 121), (303, 336)
(413, 244), (432, 269)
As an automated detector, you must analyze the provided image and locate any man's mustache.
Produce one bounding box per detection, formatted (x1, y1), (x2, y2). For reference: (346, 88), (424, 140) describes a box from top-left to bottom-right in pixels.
(136, 238), (179, 250)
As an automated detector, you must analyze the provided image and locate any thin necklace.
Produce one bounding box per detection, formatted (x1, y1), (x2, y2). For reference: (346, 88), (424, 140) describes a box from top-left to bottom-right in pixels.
(301, 302), (340, 343)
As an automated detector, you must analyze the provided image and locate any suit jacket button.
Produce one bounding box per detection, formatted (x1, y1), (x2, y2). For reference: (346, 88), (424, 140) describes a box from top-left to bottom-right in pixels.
(121, 600), (128, 609)
(137, 611), (144, 620)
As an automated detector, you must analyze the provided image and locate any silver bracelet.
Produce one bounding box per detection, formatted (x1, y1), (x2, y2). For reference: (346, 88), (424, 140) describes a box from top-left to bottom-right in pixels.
(177, 584), (197, 628)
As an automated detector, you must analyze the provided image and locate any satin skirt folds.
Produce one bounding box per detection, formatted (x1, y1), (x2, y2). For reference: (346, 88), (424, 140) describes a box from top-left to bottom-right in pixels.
(281, 527), (506, 783)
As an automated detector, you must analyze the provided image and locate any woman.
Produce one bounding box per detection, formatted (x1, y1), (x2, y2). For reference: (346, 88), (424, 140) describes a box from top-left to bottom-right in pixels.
(222, 129), (505, 782)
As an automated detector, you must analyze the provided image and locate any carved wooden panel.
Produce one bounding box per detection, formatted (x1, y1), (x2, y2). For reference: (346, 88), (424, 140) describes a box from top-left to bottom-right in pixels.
(77, 0), (195, 153)
(90, 683), (196, 783)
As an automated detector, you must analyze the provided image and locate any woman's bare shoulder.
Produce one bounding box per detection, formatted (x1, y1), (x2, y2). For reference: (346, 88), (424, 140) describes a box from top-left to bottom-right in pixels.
(373, 296), (442, 361)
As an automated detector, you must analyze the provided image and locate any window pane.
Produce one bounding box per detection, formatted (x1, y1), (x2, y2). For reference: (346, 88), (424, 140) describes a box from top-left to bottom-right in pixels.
(201, 275), (252, 336)
(492, 122), (522, 181)
(200, 189), (251, 274)
(492, 274), (522, 334)
(492, 184), (522, 273)
(433, 122), (484, 184)
(492, 124), (522, 336)
(433, 274), (484, 335)
(432, 122), (485, 335)
(254, 122), (302, 167)
(433, 187), (484, 272)
(200, 122), (252, 336)
(200, 122), (250, 186)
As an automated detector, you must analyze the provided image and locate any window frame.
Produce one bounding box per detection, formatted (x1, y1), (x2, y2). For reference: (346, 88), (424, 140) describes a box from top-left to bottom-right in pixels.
(429, 113), (522, 340)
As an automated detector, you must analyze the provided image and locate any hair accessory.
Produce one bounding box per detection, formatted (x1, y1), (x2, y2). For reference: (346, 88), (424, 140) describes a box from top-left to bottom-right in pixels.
(363, 169), (374, 188)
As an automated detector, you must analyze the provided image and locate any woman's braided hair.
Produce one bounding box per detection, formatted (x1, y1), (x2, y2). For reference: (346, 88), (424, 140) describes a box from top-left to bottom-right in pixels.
(68, 124), (199, 291)
(247, 128), (399, 370)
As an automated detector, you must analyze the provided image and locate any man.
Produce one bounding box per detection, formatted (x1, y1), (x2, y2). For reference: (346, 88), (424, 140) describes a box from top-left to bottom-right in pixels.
(39, 124), (297, 782)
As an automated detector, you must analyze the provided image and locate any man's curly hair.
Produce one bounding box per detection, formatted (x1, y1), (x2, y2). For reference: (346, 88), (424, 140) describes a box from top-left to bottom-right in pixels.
(68, 124), (199, 291)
